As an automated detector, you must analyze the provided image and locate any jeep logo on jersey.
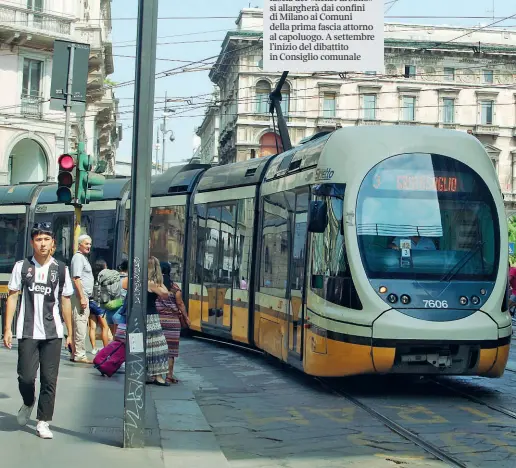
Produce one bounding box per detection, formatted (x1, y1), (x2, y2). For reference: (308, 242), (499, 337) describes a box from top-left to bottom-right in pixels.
(28, 284), (52, 296)
(315, 168), (334, 181)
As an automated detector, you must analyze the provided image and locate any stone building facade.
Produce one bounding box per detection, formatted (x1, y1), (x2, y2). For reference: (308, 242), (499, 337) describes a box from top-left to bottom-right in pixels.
(197, 8), (516, 212)
(0, 0), (120, 184)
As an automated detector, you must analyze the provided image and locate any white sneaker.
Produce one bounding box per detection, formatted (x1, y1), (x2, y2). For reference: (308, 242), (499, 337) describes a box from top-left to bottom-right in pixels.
(17, 404), (34, 426)
(91, 348), (99, 356)
(36, 421), (53, 439)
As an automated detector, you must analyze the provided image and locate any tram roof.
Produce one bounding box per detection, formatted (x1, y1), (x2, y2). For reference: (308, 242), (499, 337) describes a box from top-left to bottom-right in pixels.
(150, 164), (209, 197)
(0, 183), (40, 205)
(264, 133), (332, 182)
(314, 125), (490, 184)
(36, 177), (130, 204)
(196, 156), (274, 192)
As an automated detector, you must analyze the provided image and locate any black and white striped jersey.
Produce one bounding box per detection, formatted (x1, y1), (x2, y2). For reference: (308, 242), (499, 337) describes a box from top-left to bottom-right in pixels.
(8, 257), (74, 340)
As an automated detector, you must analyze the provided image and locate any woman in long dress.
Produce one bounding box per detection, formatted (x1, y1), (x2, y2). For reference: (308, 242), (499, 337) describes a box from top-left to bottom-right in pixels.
(156, 262), (188, 384)
(146, 257), (171, 386)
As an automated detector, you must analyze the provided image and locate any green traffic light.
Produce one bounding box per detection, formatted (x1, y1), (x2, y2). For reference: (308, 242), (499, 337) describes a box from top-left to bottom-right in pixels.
(56, 186), (73, 204)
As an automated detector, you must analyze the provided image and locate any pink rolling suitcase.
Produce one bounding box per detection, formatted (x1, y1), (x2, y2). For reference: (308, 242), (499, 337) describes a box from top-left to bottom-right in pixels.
(93, 340), (126, 377)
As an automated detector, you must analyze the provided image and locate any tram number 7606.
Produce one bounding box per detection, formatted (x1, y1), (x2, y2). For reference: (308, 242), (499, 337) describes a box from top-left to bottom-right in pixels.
(423, 300), (448, 308)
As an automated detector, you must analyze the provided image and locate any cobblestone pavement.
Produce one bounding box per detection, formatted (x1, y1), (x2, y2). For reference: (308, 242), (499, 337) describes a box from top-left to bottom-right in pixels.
(176, 335), (516, 468)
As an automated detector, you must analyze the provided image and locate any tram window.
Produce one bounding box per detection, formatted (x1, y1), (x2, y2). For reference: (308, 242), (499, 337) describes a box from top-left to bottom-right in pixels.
(311, 184), (362, 310)
(85, 211), (117, 269)
(292, 190), (309, 291)
(150, 205), (186, 283)
(234, 198), (255, 290)
(203, 206), (221, 285)
(190, 204), (206, 284)
(260, 193), (290, 297)
(0, 214), (25, 273)
(122, 208), (130, 262)
(219, 205), (235, 287)
(52, 213), (73, 265)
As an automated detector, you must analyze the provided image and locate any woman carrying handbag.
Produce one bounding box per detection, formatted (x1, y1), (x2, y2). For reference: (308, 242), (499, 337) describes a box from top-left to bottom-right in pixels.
(156, 263), (190, 384)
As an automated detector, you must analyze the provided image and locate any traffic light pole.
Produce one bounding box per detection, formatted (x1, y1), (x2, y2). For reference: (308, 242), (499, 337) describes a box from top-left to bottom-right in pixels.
(123, 0), (159, 449)
(63, 43), (81, 249)
(63, 44), (75, 154)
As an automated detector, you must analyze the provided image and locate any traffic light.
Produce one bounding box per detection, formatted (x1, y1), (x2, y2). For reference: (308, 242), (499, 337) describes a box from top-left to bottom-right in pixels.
(75, 142), (105, 205)
(56, 153), (76, 204)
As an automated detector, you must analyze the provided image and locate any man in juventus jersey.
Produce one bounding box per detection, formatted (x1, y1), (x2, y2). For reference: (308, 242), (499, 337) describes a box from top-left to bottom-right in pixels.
(3, 223), (74, 439)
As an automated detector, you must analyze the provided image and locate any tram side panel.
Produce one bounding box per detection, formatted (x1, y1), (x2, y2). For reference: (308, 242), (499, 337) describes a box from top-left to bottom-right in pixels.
(188, 195), (256, 344)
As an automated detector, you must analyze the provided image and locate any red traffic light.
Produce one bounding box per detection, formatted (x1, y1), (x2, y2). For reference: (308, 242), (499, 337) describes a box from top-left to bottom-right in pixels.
(58, 153), (75, 171)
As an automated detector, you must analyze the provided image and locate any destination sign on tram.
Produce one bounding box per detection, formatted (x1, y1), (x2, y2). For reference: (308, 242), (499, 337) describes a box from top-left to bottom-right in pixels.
(372, 171), (472, 192)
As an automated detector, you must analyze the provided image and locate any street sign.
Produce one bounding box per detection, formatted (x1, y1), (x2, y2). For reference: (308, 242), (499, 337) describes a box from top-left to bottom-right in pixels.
(50, 40), (90, 103)
(509, 242), (514, 255)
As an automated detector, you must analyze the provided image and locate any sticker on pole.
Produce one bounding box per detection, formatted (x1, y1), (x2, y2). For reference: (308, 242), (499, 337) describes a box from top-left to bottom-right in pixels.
(263, 0), (384, 73)
(128, 332), (144, 353)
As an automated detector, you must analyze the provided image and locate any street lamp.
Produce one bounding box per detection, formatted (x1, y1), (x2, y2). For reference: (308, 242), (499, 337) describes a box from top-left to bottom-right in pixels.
(160, 91), (176, 173)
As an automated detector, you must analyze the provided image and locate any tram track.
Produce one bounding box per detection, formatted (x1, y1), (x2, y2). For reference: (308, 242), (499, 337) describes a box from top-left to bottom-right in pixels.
(318, 378), (468, 468)
(192, 334), (468, 467)
(429, 377), (516, 421)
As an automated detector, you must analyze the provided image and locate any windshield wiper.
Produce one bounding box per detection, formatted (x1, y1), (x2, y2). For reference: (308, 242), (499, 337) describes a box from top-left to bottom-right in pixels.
(440, 241), (485, 283)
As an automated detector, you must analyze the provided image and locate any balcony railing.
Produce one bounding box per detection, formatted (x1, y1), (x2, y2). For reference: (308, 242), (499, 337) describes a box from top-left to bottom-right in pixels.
(473, 124), (500, 136)
(21, 94), (43, 119)
(0, 4), (71, 36)
(316, 117), (341, 128)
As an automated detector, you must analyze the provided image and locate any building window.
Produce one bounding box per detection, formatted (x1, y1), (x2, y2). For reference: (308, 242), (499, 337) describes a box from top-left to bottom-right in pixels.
(442, 98), (455, 123)
(402, 96), (416, 121)
(256, 80), (271, 114)
(364, 71), (376, 76)
(363, 94), (376, 120)
(27, 0), (43, 27)
(483, 70), (494, 84)
(404, 65), (416, 78)
(22, 58), (42, 97)
(257, 57), (263, 69)
(27, 0), (43, 11)
(280, 81), (290, 116)
(480, 100), (494, 125)
(444, 67), (455, 81)
(21, 58), (43, 117)
(323, 93), (336, 117)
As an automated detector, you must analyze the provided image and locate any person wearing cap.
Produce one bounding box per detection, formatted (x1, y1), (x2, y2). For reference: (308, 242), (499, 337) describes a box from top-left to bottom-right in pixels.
(70, 234), (94, 363)
(3, 222), (74, 439)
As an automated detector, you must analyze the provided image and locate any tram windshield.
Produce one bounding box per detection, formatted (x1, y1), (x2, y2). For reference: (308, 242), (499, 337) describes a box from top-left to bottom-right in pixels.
(0, 213), (25, 273)
(356, 153), (499, 281)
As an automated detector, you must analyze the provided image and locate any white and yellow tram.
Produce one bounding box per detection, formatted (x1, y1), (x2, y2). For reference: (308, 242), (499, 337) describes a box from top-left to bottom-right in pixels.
(0, 126), (511, 377)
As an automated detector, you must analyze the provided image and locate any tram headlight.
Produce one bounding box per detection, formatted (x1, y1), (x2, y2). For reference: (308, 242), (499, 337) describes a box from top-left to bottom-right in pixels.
(471, 296), (480, 306)
(400, 294), (411, 305)
(387, 294), (398, 304)
(379, 286), (388, 294)
(480, 289), (487, 296)
(459, 296), (468, 306)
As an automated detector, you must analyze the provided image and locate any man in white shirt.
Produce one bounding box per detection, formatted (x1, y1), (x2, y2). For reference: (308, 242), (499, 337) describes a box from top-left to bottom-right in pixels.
(70, 234), (94, 363)
(3, 222), (74, 440)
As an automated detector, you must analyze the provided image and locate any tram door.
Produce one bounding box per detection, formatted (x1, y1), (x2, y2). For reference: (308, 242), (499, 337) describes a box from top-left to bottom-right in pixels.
(287, 189), (309, 358)
(203, 204), (236, 328)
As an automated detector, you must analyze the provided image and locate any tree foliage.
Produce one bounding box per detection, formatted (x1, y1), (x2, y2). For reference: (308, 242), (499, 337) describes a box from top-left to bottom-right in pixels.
(508, 216), (516, 265)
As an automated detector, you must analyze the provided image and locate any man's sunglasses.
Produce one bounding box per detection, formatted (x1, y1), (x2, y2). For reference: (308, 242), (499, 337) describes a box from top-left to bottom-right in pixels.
(32, 222), (53, 231)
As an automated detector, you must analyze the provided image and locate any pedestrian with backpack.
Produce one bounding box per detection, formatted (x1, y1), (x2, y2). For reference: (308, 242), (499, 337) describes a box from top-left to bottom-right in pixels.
(88, 259), (112, 354)
(3, 222), (74, 439)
